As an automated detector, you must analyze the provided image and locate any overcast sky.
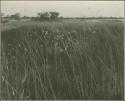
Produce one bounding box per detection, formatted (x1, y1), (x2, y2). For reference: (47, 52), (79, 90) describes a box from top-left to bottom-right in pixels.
(1, 1), (124, 17)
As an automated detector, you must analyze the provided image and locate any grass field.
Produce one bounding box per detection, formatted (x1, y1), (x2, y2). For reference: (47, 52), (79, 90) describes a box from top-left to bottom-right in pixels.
(1, 19), (124, 100)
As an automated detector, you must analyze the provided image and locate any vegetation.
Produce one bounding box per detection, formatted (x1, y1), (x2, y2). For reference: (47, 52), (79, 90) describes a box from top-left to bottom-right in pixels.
(1, 12), (4, 18)
(1, 11), (123, 22)
(1, 19), (124, 100)
(49, 12), (59, 20)
(10, 13), (21, 20)
(37, 11), (59, 20)
(37, 12), (50, 20)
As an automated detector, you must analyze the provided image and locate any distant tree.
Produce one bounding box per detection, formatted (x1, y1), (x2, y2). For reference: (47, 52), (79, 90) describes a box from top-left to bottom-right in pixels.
(60, 16), (63, 19)
(37, 12), (50, 20)
(49, 12), (59, 19)
(1, 12), (4, 18)
(11, 13), (21, 20)
(5, 15), (10, 19)
(37, 11), (60, 21)
(1, 13), (9, 23)
(22, 16), (30, 19)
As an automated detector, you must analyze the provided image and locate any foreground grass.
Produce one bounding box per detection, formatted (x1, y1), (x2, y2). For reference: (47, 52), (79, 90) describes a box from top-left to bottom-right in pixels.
(1, 19), (124, 100)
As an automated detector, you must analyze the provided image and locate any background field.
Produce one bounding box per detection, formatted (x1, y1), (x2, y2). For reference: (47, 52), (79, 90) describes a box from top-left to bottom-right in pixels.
(1, 19), (124, 100)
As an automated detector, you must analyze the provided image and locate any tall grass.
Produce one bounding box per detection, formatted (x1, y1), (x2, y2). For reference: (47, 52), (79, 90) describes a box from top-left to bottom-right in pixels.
(1, 19), (124, 100)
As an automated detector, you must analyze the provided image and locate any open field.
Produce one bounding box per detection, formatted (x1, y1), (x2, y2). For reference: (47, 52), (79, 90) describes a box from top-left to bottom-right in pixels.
(1, 19), (124, 100)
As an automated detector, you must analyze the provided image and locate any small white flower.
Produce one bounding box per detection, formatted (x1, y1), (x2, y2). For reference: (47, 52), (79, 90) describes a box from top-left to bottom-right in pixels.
(64, 47), (67, 51)
(24, 48), (28, 51)
(55, 43), (58, 47)
(68, 32), (70, 34)
(42, 30), (44, 33)
(2, 76), (5, 82)
(34, 31), (37, 35)
(56, 30), (59, 32)
(73, 30), (76, 33)
(7, 52), (10, 55)
(88, 27), (91, 30)
(6, 66), (8, 70)
(52, 40), (54, 42)
(60, 48), (63, 53)
(92, 31), (96, 34)
(8, 44), (11, 46)
(13, 56), (16, 59)
(18, 44), (21, 47)
(29, 34), (32, 37)
(12, 91), (15, 95)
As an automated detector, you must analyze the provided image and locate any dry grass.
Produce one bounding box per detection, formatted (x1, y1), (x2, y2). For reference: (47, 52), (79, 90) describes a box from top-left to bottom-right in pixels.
(1, 19), (124, 100)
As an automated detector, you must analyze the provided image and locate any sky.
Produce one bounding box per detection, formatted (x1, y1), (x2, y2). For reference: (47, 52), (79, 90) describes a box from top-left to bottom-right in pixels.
(1, 1), (124, 17)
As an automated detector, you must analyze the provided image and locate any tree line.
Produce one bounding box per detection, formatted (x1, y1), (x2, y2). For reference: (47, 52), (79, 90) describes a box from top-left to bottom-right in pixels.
(1, 11), (123, 22)
(1, 11), (60, 21)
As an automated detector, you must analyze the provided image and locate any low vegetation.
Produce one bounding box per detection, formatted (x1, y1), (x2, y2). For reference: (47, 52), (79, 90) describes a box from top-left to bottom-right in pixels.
(1, 19), (124, 100)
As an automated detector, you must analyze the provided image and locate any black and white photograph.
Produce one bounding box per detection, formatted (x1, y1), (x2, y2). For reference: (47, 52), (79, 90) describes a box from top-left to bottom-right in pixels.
(1, 1), (124, 100)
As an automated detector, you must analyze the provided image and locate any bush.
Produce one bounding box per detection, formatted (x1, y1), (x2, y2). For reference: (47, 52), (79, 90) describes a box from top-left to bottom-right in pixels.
(11, 13), (21, 20)
(37, 11), (60, 21)
(49, 12), (59, 20)
(37, 12), (50, 20)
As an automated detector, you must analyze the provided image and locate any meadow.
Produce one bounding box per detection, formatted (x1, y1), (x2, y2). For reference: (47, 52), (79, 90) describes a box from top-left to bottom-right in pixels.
(1, 19), (124, 100)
